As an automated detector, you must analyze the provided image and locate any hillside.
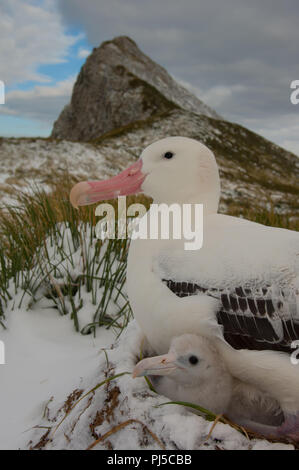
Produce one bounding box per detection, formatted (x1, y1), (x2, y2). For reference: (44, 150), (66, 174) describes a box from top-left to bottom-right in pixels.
(1, 106), (298, 219)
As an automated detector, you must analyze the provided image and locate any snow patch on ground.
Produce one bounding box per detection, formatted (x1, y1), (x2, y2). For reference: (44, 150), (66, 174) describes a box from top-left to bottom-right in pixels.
(0, 139), (110, 206)
(0, 306), (115, 450)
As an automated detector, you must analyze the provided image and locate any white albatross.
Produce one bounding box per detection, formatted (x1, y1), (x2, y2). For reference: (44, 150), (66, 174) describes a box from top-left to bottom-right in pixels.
(70, 136), (299, 440)
(133, 334), (233, 416)
(133, 334), (284, 436)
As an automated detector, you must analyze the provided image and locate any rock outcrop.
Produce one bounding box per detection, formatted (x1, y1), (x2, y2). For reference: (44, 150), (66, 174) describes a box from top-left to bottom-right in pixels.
(51, 36), (218, 141)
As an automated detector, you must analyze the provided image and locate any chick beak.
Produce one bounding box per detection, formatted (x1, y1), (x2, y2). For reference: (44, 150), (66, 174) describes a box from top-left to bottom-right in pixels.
(132, 352), (177, 378)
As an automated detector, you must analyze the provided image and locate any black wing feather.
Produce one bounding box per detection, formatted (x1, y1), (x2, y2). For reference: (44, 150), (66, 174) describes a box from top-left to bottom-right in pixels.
(162, 279), (298, 354)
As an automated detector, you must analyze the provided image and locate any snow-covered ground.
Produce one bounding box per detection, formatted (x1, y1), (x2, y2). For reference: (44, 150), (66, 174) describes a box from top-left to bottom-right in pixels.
(0, 307), (115, 450)
(0, 139), (114, 206)
(1, 132), (298, 219)
(0, 315), (294, 450)
(0, 139), (108, 184)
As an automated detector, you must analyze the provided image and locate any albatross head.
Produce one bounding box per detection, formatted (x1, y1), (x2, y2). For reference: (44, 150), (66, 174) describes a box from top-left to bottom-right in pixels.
(70, 137), (220, 212)
(132, 334), (223, 386)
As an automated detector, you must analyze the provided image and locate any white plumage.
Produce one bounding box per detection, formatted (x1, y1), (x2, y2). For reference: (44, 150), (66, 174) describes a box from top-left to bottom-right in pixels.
(133, 334), (283, 433)
(133, 333), (233, 416)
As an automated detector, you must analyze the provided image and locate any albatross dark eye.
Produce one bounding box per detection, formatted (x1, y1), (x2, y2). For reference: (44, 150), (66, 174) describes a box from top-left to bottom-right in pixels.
(164, 151), (174, 159)
(189, 355), (199, 365)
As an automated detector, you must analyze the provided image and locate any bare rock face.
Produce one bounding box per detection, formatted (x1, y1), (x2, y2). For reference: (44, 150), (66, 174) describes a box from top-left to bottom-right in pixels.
(51, 36), (219, 141)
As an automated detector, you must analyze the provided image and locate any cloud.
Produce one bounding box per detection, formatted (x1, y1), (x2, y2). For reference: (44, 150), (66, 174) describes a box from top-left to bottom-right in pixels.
(0, 0), (79, 86)
(242, 114), (299, 156)
(179, 77), (299, 155)
(178, 79), (247, 109)
(0, 76), (75, 124)
(280, 140), (299, 156)
(77, 47), (91, 59)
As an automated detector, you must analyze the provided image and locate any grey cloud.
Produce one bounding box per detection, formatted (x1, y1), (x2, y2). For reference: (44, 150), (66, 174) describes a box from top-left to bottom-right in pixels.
(0, 77), (75, 124)
(0, 0), (78, 86)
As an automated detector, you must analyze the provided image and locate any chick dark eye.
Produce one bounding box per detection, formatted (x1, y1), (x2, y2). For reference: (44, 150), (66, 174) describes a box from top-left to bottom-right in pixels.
(164, 151), (174, 159)
(189, 355), (199, 365)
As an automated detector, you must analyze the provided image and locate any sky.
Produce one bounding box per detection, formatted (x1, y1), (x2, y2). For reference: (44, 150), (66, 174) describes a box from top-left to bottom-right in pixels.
(0, 0), (299, 155)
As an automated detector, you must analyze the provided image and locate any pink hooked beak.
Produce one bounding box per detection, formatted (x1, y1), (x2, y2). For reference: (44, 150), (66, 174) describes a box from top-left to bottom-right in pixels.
(132, 352), (177, 378)
(70, 159), (145, 208)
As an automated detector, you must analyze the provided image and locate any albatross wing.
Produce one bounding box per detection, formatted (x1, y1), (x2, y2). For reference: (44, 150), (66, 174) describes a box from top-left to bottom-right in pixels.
(156, 214), (299, 355)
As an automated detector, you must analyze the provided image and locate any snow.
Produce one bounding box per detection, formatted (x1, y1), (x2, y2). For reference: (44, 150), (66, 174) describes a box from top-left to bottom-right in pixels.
(0, 139), (107, 183)
(0, 139), (111, 206)
(0, 314), (294, 450)
(0, 126), (297, 220)
(0, 306), (115, 450)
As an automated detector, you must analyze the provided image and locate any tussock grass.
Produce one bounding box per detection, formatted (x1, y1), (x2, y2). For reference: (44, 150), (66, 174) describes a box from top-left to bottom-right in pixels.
(0, 177), (150, 333)
(227, 205), (299, 231)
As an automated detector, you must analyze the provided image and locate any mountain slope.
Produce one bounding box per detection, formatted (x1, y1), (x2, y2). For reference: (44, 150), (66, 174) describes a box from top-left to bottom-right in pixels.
(1, 107), (298, 220)
(51, 36), (219, 141)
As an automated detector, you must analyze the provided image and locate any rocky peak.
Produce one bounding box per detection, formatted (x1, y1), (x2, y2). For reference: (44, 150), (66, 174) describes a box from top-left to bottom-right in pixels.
(51, 36), (219, 141)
